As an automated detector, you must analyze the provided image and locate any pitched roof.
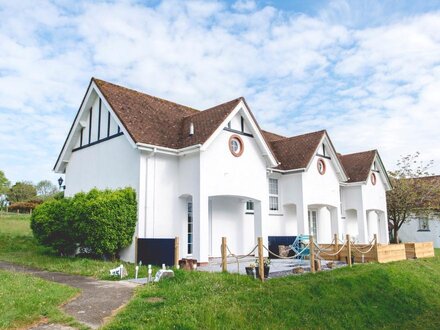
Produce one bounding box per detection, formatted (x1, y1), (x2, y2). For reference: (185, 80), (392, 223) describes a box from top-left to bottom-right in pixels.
(269, 130), (326, 170)
(262, 130), (286, 142)
(94, 78), (241, 149)
(339, 150), (376, 183)
(179, 98), (242, 147)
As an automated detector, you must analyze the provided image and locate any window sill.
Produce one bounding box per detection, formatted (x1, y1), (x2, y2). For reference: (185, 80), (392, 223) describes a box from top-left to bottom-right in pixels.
(417, 229), (430, 232)
(269, 213), (284, 216)
(245, 212), (254, 215)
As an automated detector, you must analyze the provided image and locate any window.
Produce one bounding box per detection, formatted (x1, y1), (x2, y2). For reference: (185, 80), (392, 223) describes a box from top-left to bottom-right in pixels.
(245, 200), (254, 213)
(418, 219), (430, 231)
(269, 178), (279, 211)
(317, 158), (326, 175)
(308, 210), (317, 238)
(229, 135), (244, 157)
(187, 202), (193, 254)
(371, 172), (377, 185)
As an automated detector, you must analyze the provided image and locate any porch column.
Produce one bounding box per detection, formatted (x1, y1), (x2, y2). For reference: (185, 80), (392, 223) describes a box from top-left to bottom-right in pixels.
(193, 193), (209, 263)
(330, 206), (342, 241)
(357, 207), (368, 243)
(378, 210), (389, 244)
(297, 200), (308, 235)
(254, 199), (269, 257)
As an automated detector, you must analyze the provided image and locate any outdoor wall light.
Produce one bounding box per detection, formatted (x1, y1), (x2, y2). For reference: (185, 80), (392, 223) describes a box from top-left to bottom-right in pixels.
(58, 177), (66, 190)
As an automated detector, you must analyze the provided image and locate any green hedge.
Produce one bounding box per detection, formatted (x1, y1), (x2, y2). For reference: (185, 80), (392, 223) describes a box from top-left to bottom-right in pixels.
(30, 188), (137, 259)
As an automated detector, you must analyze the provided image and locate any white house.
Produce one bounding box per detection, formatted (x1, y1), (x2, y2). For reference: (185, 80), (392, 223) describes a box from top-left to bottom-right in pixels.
(398, 175), (440, 248)
(54, 78), (391, 263)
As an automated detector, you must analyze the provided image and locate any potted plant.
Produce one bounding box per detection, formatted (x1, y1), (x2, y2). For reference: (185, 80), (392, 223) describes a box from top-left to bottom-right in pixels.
(255, 257), (271, 279)
(245, 263), (256, 277)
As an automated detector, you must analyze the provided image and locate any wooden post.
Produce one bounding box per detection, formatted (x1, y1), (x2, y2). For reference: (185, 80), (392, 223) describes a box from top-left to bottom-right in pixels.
(258, 237), (264, 282)
(334, 233), (339, 261)
(174, 236), (179, 267)
(221, 237), (227, 272)
(310, 235), (315, 273)
(346, 234), (352, 267)
(373, 234), (377, 247)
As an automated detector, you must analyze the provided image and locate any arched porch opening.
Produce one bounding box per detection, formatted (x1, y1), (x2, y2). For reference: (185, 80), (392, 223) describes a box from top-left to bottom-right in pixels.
(208, 195), (261, 257)
(308, 204), (339, 243)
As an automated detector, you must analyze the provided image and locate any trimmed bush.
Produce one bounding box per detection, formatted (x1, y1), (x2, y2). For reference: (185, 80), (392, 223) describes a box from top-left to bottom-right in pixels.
(30, 198), (76, 255)
(74, 188), (137, 258)
(30, 187), (137, 259)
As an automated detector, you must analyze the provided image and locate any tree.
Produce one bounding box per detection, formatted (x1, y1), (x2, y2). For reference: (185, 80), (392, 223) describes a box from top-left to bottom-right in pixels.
(8, 181), (37, 203)
(387, 153), (440, 243)
(36, 180), (58, 198)
(0, 170), (10, 195)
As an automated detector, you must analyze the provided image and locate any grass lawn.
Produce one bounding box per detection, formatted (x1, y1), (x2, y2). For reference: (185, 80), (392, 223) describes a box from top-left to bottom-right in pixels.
(0, 212), (149, 280)
(0, 269), (79, 329)
(105, 250), (440, 329)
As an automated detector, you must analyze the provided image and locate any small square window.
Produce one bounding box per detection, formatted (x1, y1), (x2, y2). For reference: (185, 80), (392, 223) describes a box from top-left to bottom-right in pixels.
(245, 201), (254, 213)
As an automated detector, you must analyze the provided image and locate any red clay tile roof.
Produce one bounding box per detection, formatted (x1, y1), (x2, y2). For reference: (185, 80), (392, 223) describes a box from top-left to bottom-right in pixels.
(339, 150), (376, 183)
(269, 130), (326, 170)
(94, 78), (241, 149)
(262, 130), (286, 142)
(179, 98), (243, 147)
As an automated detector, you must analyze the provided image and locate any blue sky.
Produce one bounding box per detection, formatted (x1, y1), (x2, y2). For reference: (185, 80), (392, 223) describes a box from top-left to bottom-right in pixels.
(1, 0), (440, 185)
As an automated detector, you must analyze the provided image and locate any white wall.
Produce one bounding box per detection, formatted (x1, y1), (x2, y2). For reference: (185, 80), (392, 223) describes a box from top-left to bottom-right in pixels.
(303, 155), (341, 207)
(65, 134), (140, 261)
(65, 135), (139, 195)
(199, 123), (270, 262)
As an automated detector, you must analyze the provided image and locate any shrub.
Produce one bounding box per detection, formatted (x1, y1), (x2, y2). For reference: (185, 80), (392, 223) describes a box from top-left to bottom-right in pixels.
(30, 187), (137, 259)
(30, 198), (77, 255)
(9, 200), (42, 213)
(74, 188), (137, 259)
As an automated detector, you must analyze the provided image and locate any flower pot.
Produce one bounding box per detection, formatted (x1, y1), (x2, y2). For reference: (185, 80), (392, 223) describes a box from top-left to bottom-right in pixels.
(245, 266), (256, 278)
(256, 266), (270, 279)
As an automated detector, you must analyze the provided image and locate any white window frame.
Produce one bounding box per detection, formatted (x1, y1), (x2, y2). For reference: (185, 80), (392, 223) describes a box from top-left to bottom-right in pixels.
(187, 202), (193, 255)
(269, 178), (279, 212)
(418, 218), (430, 231)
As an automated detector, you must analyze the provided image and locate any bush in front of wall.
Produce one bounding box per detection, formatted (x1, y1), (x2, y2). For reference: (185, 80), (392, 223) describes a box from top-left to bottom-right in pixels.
(74, 188), (137, 259)
(30, 198), (77, 255)
(30, 187), (137, 259)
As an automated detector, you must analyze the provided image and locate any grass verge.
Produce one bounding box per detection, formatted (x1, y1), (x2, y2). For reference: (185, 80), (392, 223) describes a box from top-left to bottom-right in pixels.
(105, 250), (440, 329)
(0, 269), (79, 329)
(0, 213), (149, 280)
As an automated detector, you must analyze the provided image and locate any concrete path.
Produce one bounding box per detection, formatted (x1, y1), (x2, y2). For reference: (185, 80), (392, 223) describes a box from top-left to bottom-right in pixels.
(0, 261), (138, 329)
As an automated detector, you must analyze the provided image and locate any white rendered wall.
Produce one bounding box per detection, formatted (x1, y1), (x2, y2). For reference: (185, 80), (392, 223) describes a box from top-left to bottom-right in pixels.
(302, 155), (342, 241)
(65, 134), (140, 261)
(199, 125), (270, 262)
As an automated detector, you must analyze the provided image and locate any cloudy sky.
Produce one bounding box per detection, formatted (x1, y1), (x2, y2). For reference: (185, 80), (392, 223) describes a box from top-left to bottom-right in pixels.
(1, 0), (440, 185)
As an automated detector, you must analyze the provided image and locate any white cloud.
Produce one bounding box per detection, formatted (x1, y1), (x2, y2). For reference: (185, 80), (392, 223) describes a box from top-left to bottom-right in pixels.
(0, 0), (440, 184)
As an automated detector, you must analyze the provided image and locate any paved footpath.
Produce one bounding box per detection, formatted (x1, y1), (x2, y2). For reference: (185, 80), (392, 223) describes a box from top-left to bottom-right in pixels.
(0, 261), (138, 329)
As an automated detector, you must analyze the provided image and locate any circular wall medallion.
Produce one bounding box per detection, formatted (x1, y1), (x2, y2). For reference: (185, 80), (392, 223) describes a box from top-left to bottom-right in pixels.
(371, 172), (377, 185)
(229, 135), (244, 157)
(317, 158), (326, 175)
